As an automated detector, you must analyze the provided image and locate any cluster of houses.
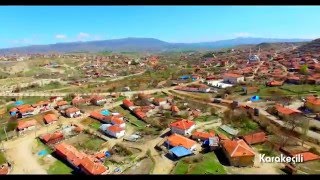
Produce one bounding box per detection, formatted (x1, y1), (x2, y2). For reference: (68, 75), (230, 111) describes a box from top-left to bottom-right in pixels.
(38, 124), (109, 175)
(174, 84), (211, 93)
(90, 109), (126, 139)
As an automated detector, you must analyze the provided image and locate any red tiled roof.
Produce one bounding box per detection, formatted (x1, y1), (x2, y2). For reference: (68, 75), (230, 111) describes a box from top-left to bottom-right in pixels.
(0, 165), (9, 175)
(56, 100), (68, 106)
(107, 125), (124, 133)
(16, 104), (31, 110)
(123, 99), (134, 107)
(167, 133), (197, 149)
(291, 152), (320, 162)
(79, 157), (108, 175)
(40, 132), (64, 143)
(17, 119), (37, 130)
(171, 105), (180, 112)
(54, 143), (86, 167)
(43, 114), (58, 124)
(170, 119), (195, 130)
(241, 132), (267, 145)
(65, 107), (80, 114)
(19, 107), (34, 113)
(221, 139), (255, 157)
(306, 96), (320, 106)
(192, 131), (215, 140)
(90, 111), (106, 121)
(111, 117), (124, 125)
(275, 104), (301, 115)
(217, 133), (230, 141)
(223, 73), (243, 78)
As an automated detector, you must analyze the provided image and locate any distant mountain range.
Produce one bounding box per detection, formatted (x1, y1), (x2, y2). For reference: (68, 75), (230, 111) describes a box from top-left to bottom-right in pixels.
(0, 37), (313, 54)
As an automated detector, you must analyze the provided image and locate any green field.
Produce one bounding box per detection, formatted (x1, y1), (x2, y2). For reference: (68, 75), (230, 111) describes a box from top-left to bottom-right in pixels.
(258, 84), (320, 97)
(47, 160), (73, 174)
(75, 137), (105, 152)
(194, 115), (219, 122)
(173, 152), (227, 174)
(0, 151), (6, 164)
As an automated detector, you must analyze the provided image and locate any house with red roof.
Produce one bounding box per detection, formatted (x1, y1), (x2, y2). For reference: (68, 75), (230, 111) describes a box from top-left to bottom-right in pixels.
(240, 132), (267, 145)
(275, 104), (302, 119)
(266, 80), (284, 87)
(79, 157), (108, 175)
(40, 131), (64, 144)
(169, 119), (196, 136)
(65, 107), (81, 118)
(90, 96), (107, 106)
(43, 113), (58, 124)
(221, 139), (255, 167)
(305, 95), (320, 113)
(55, 100), (68, 108)
(122, 99), (134, 109)
(191, 131), (215, 141)
(153, 98), (167, 106)
(17, 119), (37, 133)
(100, 124), (125, 139)
(166, 133), (197, 151)
(223, 73), (244, 84)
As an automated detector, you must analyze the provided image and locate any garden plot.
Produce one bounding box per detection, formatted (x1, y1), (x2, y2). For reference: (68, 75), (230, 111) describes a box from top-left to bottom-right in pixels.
(63, 133), (107, 154)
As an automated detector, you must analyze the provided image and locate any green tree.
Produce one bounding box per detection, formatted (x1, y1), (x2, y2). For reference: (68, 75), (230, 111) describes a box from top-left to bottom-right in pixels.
(299, 64), (308, 75)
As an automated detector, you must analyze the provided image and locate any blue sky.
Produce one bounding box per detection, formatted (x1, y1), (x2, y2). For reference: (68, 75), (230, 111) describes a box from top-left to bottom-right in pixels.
(1, 6), (320, 48)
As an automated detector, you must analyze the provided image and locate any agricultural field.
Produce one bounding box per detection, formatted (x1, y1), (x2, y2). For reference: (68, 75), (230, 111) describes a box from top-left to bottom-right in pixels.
(172, 152), (227, 174)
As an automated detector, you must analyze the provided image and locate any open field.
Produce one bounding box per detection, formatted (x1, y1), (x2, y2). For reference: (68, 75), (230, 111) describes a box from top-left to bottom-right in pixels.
(172, 152), (227, 174)
(47, 160), (73, 175)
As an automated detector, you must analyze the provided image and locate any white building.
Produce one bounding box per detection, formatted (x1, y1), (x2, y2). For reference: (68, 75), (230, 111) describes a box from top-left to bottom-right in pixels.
(170, 119), (196, 136)
(223, 73), (245, 84)
(100, 124), (125, 139)
(65, 107), (81, 118)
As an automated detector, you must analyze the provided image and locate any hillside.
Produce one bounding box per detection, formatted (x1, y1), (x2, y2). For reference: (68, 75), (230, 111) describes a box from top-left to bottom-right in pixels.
(296, 38), (320, 54)
(0, 37), (312, 54)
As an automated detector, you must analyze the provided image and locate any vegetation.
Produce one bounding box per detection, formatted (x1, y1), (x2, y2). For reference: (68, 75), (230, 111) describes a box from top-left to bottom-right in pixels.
(0, 151), (6, 164)
(194, 115), (219, 122)
(75, 135), (105, 152)
(173, 153), (227, 174)
(47, 160), (73, 174)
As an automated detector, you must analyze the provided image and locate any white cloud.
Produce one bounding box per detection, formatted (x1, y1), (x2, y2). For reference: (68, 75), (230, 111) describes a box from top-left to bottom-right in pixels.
(55, 34), (67, 39)
(234, 32), (252, 38)
(77, 32), (90, 41)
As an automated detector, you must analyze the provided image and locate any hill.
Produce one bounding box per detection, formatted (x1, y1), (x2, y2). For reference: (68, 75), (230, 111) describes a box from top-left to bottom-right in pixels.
(296, 38), (320, 55)
(0, 37), (312, 54)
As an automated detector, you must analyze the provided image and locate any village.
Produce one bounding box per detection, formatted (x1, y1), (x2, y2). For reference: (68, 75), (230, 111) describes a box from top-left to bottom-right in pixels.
(1, 39), (320, 175)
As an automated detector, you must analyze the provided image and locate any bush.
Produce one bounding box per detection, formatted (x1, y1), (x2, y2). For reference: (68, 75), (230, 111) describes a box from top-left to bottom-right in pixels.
(309, 147), (320, 156)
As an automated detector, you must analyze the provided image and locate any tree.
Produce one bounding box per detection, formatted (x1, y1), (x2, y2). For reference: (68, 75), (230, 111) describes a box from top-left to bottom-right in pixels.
(299, 64), (308, 75)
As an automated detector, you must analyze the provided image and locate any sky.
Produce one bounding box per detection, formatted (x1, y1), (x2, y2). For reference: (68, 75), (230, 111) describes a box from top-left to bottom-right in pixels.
(1, 6), (320, 48)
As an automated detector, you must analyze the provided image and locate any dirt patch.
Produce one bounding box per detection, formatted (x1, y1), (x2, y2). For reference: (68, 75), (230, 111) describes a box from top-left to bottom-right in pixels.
(123, 157), (153, 174)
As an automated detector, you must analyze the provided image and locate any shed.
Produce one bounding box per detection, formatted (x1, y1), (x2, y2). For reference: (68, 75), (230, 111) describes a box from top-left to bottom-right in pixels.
(219, 125), (239, 136)
(250, 95), (260, 102)
(169, 146), (193, 158)
(14, 100), (24, 106)
(101, 109), (110, 116)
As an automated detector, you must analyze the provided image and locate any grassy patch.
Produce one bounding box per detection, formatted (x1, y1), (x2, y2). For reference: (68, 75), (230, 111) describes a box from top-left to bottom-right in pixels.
(47, 160), (73, 174)
(35, 139), (54, 154)
(194, 115), (218, 122)
(296, 160), (320, 174)
(173, 153), (227, 174)
(253, 143), (279, 157)
(115, 96), (126, 102)
(0, 151), (6, 164)
(74, 136), (105, 152)
(81, 117), (102, 130)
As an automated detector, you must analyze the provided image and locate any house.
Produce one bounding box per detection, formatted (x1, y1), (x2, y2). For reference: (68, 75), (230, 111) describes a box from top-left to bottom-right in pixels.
(266, 80), (284, 87)
(17, 106), (35, 118)
(79, 157), (108, 175)
(122, 99), (134, 109)
(90, 111), (107, 122)
(17, 120), (37, 133)
(56, 100), (68, 108)
(290, 152), (320, 162)
(133, 108), (147, 121)
(221, 139), (255, 167)
(275, 104), (302, 119)
(153, 98), (167, 106)
(100, 124), (125, 138)
(49, 96), (64, 103)
(169, 119), (196, 136)
(240, 132), (267, 145)
(40, 131), (64, 144)
(65, 107), (81, 118)
(171, 105), (180, 114)
(43, 113), (58, 124)
(166, 133), (197, 151)
(54, 143), (87, 168)
(191, 131), (215, 141)
(223, 73), (244, 84)
(110, 117), (125, 128)
(305, 95), (320, 113)
(90, 96), (107, 106)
